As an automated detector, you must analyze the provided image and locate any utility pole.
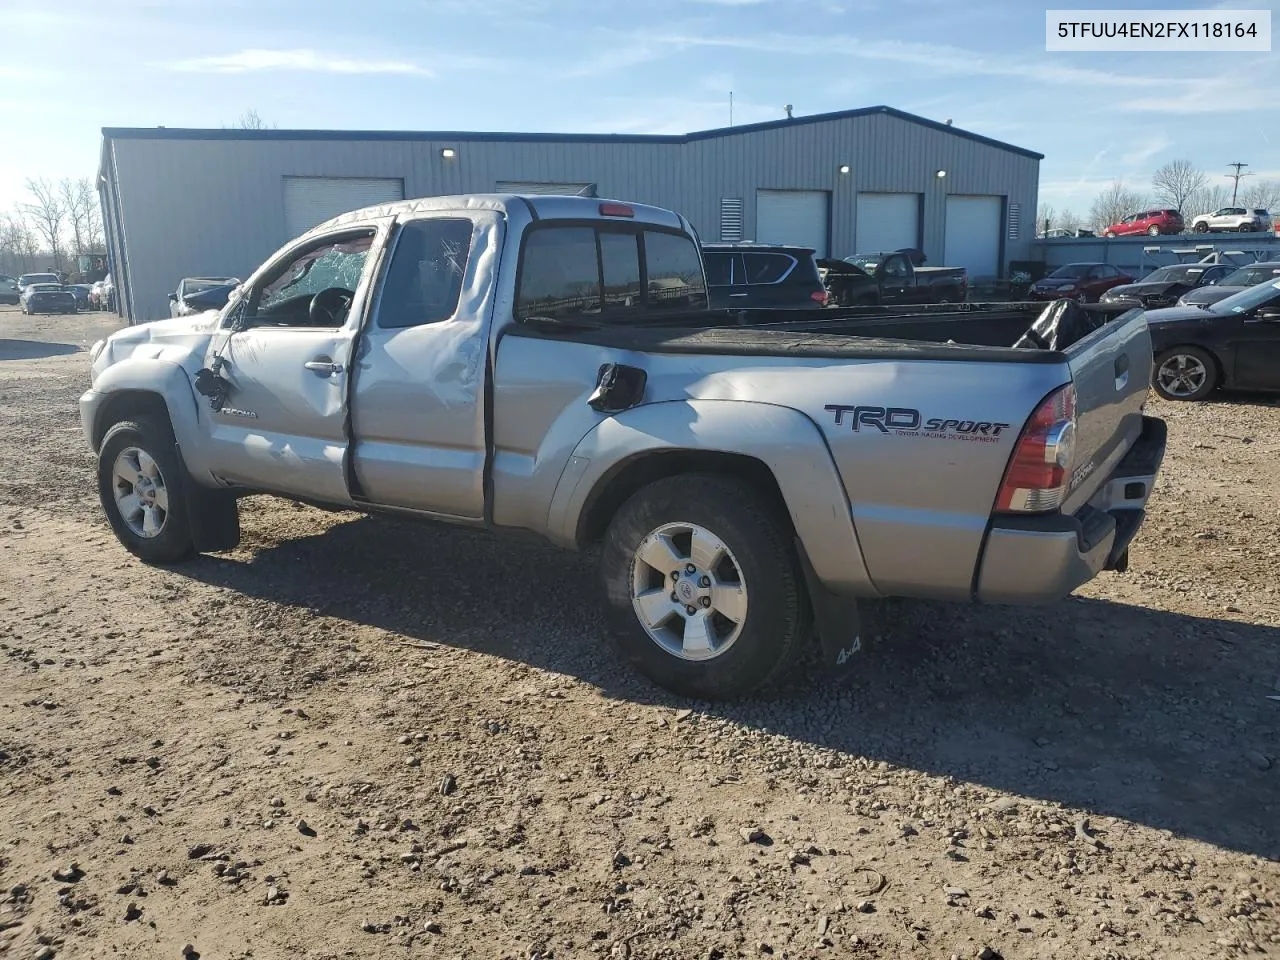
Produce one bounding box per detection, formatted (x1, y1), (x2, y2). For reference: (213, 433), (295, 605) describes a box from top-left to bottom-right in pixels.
(1226, 161), (1252, 204)
(729, 91), (733, 127)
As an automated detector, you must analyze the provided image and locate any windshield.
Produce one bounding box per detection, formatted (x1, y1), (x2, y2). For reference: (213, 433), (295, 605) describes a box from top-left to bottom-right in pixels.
(1221, 265), (1280, 286)
(1048, 264), (1092, 279)
(20, 274), (58, 285)
(1209, 278), (1280, 315)
(1142, 266), (1201, 283)
(29, 284), (63, 291)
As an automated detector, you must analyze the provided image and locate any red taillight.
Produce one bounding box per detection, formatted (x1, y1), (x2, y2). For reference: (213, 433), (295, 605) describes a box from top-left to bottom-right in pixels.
(995, 384), (1077, 513)
(811, 289), (829, 305)
(599, 202), (634, 218)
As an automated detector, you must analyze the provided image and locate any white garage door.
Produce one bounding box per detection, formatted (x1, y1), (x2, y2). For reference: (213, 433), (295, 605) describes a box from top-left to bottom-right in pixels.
(283, 176), (405, 238)
(944, 195), (1003, 279)
(756, 189), (829, 256)
(854, 193), (920, 254)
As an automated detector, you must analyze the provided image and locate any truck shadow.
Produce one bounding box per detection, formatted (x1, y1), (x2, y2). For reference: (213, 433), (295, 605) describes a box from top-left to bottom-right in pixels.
(178, 510), (1280, 861)
(0, 339), (82, 360)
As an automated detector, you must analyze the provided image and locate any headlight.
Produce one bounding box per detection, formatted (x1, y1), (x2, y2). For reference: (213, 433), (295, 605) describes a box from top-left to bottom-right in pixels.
(89, 339), (105, 362)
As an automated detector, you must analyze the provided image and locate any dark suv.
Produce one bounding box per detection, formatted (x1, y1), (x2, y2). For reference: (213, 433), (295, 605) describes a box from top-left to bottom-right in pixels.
(702, 243), (829, 309)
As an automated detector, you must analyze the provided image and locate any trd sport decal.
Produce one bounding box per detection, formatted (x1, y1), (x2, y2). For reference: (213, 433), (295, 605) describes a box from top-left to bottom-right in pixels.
(824, 405), (1011, 443)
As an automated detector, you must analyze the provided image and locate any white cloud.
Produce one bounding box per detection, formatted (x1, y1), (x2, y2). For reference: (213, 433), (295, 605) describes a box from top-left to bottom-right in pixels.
(165, 48), (433, 76)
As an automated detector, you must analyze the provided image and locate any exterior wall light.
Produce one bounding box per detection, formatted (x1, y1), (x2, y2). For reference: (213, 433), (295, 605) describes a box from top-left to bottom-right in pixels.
(838, 164), (850, 174)
(441, 148), (456, 159)
(935, 169), (947, 178)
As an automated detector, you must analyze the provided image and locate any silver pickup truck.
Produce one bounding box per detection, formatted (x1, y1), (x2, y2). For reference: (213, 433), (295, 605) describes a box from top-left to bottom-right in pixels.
(81, 194), (1166, 699)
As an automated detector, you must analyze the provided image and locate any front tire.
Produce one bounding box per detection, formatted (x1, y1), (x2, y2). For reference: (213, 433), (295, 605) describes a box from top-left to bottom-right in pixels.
(97, 418), (196, 563)
(1152, 346), (1218, 401)
(1193, 221), (1209, 233)
(1147, 225), (1161, 236)
(600, 473), (811, 700)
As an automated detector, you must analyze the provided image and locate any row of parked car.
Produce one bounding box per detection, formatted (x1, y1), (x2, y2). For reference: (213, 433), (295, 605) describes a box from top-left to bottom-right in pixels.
(0, 271), (116, 314)
(1030, 256), (1280, 402)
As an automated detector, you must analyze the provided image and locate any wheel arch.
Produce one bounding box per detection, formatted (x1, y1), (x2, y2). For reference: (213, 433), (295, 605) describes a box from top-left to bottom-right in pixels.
(548, 399), (878, 597)
(87, 361), (204, 464)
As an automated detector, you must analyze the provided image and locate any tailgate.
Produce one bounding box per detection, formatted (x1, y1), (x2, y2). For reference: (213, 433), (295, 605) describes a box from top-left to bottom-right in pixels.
(1059, 309), (1151, 513)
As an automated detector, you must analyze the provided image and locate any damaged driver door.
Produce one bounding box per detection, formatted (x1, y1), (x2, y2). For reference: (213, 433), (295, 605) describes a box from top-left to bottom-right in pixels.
(197, 222), (390, 503)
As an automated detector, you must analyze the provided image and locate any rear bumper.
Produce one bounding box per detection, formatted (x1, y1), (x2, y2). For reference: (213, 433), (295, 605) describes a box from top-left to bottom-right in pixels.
(974, 415), (1167, 605)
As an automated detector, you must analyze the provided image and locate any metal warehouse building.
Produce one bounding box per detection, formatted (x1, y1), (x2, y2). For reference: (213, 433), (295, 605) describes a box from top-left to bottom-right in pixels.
(98, 105), (1042, 323)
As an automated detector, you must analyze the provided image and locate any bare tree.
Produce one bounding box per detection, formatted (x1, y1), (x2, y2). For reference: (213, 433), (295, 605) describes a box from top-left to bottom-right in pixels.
(1090, 181), (1146, 233)
(1057, 208), (1082, 233)
(59, 177), (103, 259)
(235, 109), (274, 130)
(1150, 159), (1207, 213)
(1240, 179), (1280, 213)
(1036, 202), (1055, 236)
(1186, 184), (1232, 217)
(23, 178), (67, 272)
(0, 210), (40, 274)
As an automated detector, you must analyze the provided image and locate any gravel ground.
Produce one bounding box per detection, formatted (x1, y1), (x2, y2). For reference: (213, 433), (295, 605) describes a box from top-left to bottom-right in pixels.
(1, 305), (1277, 960)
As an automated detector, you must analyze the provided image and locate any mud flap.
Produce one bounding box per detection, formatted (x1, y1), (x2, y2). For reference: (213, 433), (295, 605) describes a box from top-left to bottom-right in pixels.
(174, 442), (241, 553)
(796, 539), (864, 676)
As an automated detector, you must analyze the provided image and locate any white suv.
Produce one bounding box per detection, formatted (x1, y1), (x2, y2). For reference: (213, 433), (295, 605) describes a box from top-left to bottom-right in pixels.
(1190, 207), (1272, 233)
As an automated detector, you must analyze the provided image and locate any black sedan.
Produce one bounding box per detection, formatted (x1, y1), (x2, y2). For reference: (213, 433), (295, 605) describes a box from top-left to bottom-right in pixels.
(19, 283), (78, 315)
(1100, 262), (1235, 310)
(1144, 277), (1280, 400)
(1177, 261), (1280, 309)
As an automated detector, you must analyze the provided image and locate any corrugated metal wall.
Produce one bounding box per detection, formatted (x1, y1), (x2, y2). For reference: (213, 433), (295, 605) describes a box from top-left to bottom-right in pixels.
(107, 114), (1039, 322)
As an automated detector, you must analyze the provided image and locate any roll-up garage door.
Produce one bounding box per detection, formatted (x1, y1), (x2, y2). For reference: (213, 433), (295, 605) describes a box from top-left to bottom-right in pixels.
(283, 176), (405, 237)
(944, 195), (1003, 278)
(755, 189), (829, 256)
(854, 193), (920, 254)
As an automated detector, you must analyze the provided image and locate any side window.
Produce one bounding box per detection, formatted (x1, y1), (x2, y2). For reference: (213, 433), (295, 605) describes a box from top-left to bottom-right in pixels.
(375, 218), (474, 329)
(246, 232), (374, 327)
(643, 230), (707, 310)
(743, 253), (791, 285)
(703, 252), (733, 287)
(515, 225), (706, 322)
(516, 226), (602, 321)
(882, 255), (909, 279)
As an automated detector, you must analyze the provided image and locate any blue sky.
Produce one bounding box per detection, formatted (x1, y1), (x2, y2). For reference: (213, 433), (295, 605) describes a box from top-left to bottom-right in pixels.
(2, 0), (1276, 219)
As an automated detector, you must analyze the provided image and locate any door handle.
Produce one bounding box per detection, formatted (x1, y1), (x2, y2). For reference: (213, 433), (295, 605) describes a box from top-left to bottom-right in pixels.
(304, 359), (343, 376)
(729, 293), (749, 298)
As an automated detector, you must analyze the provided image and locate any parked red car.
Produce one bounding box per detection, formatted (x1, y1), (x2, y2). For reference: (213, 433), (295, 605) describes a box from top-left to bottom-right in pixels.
(1101, 209), (1184, 237)
(1028, 262), (1134, 303)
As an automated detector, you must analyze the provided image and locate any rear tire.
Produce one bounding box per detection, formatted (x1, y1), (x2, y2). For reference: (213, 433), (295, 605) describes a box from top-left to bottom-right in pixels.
(600, 473), (811, 700)
(97, 418), (196, 563)
(1147, 225), (1161, 236)
(1152, 346), (1218, 402)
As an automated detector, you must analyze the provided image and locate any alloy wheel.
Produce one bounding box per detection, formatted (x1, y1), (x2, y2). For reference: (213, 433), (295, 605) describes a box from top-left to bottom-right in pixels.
(629, 522), (748, 662)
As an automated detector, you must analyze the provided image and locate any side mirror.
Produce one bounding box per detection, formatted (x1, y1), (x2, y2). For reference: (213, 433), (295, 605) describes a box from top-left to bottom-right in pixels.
(168, 292), (178, 301)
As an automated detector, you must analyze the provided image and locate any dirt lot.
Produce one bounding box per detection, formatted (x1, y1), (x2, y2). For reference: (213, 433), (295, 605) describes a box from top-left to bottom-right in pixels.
(1, 306), (1277, 960)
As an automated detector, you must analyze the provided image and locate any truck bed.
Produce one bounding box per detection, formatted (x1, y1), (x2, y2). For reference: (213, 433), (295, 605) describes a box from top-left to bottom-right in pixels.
(505, 301), (1119, 362)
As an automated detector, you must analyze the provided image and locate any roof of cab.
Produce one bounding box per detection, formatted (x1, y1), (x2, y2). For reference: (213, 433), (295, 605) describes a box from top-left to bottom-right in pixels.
(307, 193), (688, 238)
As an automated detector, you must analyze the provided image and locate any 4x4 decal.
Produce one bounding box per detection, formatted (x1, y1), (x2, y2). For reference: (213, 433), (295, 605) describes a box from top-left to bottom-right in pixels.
(825, 404), (1011, 443)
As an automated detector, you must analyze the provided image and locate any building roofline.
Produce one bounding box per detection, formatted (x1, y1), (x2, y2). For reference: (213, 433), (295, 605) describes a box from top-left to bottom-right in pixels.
(100, 105), (1044, 160)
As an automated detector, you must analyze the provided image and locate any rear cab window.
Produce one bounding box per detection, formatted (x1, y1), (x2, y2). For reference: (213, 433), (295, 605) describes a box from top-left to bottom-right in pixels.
(516, 222), (707, 323)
